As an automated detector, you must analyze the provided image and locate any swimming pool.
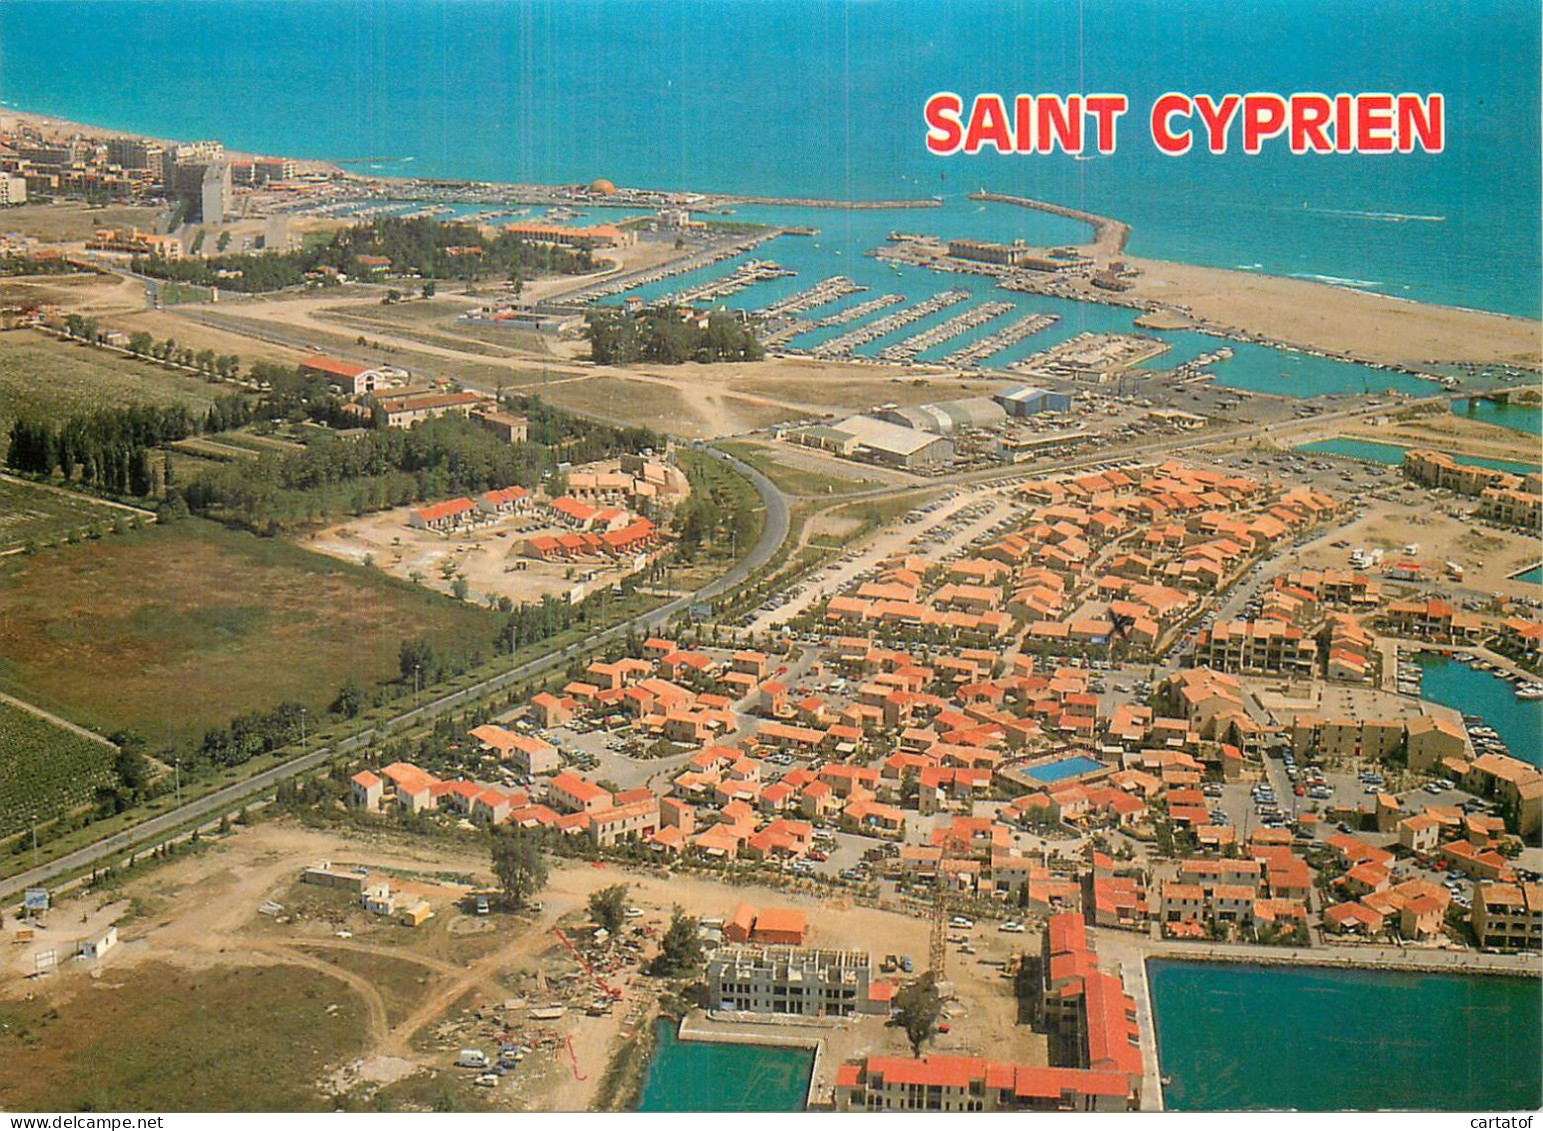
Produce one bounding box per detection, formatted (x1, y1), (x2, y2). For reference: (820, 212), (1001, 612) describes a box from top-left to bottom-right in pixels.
(1022, 755), (1105, 783)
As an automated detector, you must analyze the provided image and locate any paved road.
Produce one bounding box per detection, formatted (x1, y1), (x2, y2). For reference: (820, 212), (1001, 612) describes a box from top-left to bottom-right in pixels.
(0, 447), (787, 904)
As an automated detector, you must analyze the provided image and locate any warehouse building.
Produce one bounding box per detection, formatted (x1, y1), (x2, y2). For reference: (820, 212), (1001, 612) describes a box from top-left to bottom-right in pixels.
(785, 414), (954, 469)
(994, 385), (1073, 416)
(876, 397), (1006, 435)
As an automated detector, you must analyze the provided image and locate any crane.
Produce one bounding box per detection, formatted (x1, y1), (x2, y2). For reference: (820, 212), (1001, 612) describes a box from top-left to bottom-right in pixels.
(552, 927), (623, 999)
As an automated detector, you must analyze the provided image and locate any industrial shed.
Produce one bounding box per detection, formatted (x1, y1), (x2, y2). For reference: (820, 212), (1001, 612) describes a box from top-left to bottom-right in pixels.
(994, 385), (1073, 416)
(828, 415), (955, 468)
(877, 396), (1006, 434)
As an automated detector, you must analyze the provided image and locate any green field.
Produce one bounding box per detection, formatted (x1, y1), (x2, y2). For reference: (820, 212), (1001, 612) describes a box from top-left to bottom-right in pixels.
(0, 962), (370, 1111)
(0, 329), (224, 437)
(717, 440), (876, 496)
(0, 518), (501, 740)
(0, 476), (143, 551)
(0, 700), (117, 839)
(158, 281), (213, 305)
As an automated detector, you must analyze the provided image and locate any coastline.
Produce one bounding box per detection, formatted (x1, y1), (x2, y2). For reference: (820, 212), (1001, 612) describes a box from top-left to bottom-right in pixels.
(8, 103), (1541, 373)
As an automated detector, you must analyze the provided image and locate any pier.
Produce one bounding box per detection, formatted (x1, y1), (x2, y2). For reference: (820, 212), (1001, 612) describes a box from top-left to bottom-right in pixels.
(812, 289), (970, 359)
(812, 293), (905, 328)
(665, 259), (795, 305)
(942, 311), (1060, 367)
(756, 275), (866, 319)
(875, 299), (1014, 363)
(558, 231), (781, 303)
(763, 292), (907, 348)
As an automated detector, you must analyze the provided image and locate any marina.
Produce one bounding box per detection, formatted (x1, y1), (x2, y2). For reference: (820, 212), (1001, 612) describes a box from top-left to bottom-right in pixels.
(762, 292), (907, 348)
(664, 259), (796, 305)
(810, 289), (970, 359)
(874, 299), (1014, 363)
(755, 275), (865, 319)
(941, 310), (1060, 366)
(1404, 651), (1543, 765)
(562, 231), (782, 303)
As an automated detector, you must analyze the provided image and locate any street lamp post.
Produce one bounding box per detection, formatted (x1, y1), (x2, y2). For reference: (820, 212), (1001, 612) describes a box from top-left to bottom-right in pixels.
(300, 707), (308, 753)
(414, 664), (422, 710)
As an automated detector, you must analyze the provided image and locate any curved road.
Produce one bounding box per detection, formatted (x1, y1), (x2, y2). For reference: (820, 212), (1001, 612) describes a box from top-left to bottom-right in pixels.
(0, 447), (787, 904)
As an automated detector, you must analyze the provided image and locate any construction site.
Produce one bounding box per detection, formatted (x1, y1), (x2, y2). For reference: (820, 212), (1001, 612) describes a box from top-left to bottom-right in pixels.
(0, 820), (1047, 1113)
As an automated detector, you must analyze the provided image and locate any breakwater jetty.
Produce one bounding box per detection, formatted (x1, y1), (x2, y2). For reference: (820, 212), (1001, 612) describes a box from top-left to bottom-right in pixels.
(967, 190), (1128, 256)
(710, 194), (943, 210)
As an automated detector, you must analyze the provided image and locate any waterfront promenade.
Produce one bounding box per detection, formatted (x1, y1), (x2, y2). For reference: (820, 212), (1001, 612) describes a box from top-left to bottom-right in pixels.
(1100, 929), (1542, 979)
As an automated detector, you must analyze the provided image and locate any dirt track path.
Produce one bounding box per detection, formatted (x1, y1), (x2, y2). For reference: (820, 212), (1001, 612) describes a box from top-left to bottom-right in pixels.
(247, 938), (391, 1046)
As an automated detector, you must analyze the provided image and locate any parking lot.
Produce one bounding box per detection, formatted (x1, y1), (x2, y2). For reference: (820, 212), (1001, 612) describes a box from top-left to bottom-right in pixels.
(744, 483), (1026, 633)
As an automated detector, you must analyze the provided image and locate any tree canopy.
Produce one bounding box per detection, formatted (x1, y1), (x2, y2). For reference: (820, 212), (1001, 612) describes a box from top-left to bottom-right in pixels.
(650, 906), (703, 976)
(490, 829), (548, 910)
(586, 307), (763, 366)
(894, 974), (943, 1057)
(587, 884), (630, 935)
(131, 216), (594, 293)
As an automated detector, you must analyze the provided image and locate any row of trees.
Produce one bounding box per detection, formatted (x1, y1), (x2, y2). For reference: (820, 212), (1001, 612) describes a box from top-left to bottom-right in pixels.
(673, 451), (761, 561)
(5, 404), (200, 495)
(175, 403), (661, 534)
(130, 216), (595, 294)
(586, 307), (764, 366)
(62, 314), (243, 379)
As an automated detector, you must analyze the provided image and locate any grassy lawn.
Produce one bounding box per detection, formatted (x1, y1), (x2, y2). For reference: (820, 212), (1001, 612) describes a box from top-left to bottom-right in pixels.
(0, 961), (370, 1111)
(158, 281), (213, 305)
(0, 518), (501, 739)
(716, 439), (876, 496)
(0, 476), (143, 551)
(0, 701), (117, 839)
(0, 329), (224, 437)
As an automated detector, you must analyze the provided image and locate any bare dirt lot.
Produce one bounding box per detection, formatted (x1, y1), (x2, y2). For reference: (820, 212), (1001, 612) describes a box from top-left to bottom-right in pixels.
(0, 819), (1043, 1112)
(305, 505), (640, 607)
(1291, 498), (1542, 597)
(1, 201), (162, 243)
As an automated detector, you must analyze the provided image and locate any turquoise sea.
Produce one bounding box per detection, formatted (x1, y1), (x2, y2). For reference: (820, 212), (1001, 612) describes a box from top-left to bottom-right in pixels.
(1451, 398), (1543, 438)
(637, 1022), (813, 1111)
(1413, 654), (1543, 766)
(1294, 437), (1541, 473)
(0, 0), (1538, 320)
(1149, 960), (1543, 1112)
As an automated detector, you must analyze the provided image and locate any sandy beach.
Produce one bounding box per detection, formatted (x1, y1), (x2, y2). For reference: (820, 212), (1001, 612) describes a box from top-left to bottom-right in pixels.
(1120, 255), (1542, 370)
